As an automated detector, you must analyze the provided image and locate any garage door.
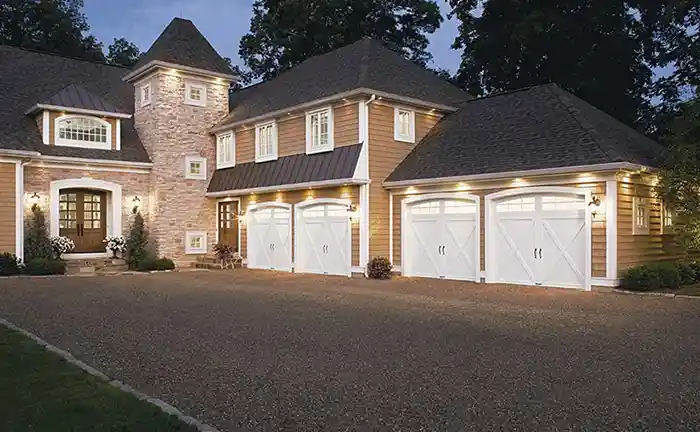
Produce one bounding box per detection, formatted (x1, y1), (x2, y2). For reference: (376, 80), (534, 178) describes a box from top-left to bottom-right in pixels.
(295, 202), (351, 276)
(403, 196), (480, 281)
(247, 204), (292, 271)
(488, 192), (588, 289)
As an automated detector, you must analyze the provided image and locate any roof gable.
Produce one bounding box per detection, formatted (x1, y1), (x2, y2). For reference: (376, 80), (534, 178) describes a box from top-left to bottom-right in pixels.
(130, 18), (233, 78)
(216, 38), (470, 127)
(386, 84), (666, 183)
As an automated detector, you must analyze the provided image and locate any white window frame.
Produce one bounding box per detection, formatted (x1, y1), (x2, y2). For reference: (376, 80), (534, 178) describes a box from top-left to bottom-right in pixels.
(54, 114), (112, 150)
(185, 231), (207, 254)
(305, 106), (334, 154)
(185, 80), (207, 107)
(394, 107), (416, 143)
(185, 156), (207, 180)
(140, 82), (152, 107)
(633, 197), (650, 235)
(216, 131), (236, 169)
(661, 202), (674, 234)
(255, 121), (278, 163)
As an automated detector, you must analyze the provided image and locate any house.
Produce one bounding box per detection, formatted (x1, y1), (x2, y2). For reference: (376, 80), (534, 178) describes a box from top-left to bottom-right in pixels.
(0, 17), (674, 289)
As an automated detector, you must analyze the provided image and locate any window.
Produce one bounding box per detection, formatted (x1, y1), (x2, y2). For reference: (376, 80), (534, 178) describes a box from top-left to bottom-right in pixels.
(185, 231), (207, 254)
(140, 82), (152, 107)
(306, 107), (334, 154)
(185, 80), (207, 106)
(255, 121), (277, 162)
(217, 132), (235, 169)
(633, 197), (650, 235)
(410, 201), (440, 215)
(185, 156), (207, 180)
(662, 202), (673, 234)
(55, 115), (111, 150)
(541, 195), (585, 211)
(496, 197), (536, 213)
(443, 200), (477, 214)
(394, 107), (415, 143)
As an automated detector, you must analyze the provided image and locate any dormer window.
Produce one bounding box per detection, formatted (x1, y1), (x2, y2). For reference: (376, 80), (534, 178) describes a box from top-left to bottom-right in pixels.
(55, 115), (112, 150)
(394, 107), (415, 143)
(185, 80), (207, 107)
(140, 82), (152, 107)
(306, 107), (334, 154)
(255, 121), (278, 162)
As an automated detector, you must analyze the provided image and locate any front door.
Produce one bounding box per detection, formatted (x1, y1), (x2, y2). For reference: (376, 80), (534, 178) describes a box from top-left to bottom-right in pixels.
(218, 201), (239, 251)
(59, 189), (107, 253)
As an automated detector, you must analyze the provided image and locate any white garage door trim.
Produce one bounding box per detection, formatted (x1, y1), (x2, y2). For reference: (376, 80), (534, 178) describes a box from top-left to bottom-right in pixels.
(246, 201), (293, 272)
(401, 193), (481, 281)
(485, 186), (592, 290)
(294, 198), (352, 277)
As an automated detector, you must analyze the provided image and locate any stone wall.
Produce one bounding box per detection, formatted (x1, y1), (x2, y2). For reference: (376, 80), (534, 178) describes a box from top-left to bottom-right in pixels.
(133, 71), (229, 262)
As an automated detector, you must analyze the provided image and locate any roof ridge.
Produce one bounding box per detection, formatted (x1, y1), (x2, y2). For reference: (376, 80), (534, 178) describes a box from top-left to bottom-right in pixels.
(0, 44), (129, 69)
(547, 84), (622, 162)
(456, 83), (551, 105)
(357, 38), (371, 87)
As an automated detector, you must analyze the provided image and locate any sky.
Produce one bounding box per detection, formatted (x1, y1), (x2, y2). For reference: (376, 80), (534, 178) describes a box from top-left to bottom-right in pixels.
(83, 0), (463, 73)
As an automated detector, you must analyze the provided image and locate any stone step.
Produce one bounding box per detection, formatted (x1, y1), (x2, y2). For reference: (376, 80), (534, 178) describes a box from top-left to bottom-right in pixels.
(195, 256), (218, 264)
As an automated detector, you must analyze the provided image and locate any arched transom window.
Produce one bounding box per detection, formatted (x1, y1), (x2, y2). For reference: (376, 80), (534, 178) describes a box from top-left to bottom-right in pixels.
(55, 115), (112, 149)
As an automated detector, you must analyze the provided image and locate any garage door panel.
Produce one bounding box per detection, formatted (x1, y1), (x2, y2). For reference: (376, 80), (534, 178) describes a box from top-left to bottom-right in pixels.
(539, 217), (586, 287)
(298, 220), (325, 274)
(406, 218), (442, 278)
(327, 217), (351, 275)
(296, 203), (352, 276)
(494, 218), (537, 285)
(443, 219), (478, 280)
(247, 206), (292, 271)
(271, 212), (291, 271)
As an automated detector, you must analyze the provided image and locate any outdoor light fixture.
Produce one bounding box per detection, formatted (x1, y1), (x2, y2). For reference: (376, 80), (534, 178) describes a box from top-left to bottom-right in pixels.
(132, 195), (141, 213)
(347, 204), (359, 220)
(30, 192), (40, 200)
(588, 194), (601, 218)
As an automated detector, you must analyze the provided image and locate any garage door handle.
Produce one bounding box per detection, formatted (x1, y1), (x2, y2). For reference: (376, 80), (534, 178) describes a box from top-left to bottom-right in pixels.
(539, 248), (542, 259)
(534, 248), (537, 259)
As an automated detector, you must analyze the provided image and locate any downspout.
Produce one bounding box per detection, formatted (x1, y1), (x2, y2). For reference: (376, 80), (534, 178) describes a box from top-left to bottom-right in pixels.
(359, 95), (377, 277)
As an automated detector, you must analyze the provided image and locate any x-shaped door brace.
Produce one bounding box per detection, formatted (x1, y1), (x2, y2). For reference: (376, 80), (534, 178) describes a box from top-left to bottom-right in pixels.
(540, 219), (585, 284)
(496, 220), (536, 283)
(444, 222), (476, 274)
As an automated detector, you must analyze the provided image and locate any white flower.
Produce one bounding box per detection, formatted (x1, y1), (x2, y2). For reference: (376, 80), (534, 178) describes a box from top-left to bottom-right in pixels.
(103, 235), (127, 252)
(50, 236), (75, 258)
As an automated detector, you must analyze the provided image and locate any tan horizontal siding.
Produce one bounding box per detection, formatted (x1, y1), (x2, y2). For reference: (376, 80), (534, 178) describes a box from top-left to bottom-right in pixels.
(617, 180), (682, 273)
(236, 128), (255, 164)
(391, 180), (606, 278)
(0, 163), (15, 254)
(239, 186), (360, 267)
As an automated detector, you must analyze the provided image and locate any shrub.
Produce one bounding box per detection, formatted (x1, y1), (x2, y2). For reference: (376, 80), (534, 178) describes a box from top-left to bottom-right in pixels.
(677, 262), (696, 286)
(0, 253), (21, 276)
(137, 257), (175, 272)
(621, 262), (681, 291)
(126, 210), (151, 270)
(24, 258), (66, 276)
(689, 261), (700, 282)
(213, 243), (235, 262)
(24, 205), (52, 261)
(367, 256), (392, 279)
(50, 236), (75, 259)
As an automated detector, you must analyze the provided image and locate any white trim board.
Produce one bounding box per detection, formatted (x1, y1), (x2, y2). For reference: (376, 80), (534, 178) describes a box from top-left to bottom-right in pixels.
(591, 277), (621, 288)
(605, 180), (618, 279)
(15, 161), (24, 260)
(26, 104), (132, 119)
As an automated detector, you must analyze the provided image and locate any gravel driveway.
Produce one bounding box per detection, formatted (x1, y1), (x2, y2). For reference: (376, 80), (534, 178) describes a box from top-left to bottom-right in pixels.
(0, 270), (699, 431)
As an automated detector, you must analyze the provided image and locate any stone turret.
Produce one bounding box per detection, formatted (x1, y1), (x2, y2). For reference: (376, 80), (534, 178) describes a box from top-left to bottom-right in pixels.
(124, 18), (238, 262)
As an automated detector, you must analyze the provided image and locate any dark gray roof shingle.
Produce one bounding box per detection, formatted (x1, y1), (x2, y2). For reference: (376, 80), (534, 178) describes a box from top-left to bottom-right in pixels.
(208, 144), (362, 193)
(218, 38), (471, 126)
(386, 84), (666, 183)
(0, 45), (150, 162)
(131, 18), (233, 76)
(35, 84), (123, 114)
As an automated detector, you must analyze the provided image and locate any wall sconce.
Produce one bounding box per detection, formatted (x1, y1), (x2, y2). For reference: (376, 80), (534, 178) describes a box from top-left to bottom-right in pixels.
(588, 195), (601, 218)
(238, 209), (246, 217)
(132, 195), (141, 213)
(30, 192), (40, 201)
(347, 204), (359, 220)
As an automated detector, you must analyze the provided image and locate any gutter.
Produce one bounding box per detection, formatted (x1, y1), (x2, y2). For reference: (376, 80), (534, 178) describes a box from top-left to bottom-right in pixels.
(25, 104), (132, 119)
(206, 178), (369, 198)
(383, 162), (650, 188)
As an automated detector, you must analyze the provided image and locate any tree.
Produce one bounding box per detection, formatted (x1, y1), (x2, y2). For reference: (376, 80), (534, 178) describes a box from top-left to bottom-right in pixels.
(0, 0), (104, 61)
(125, 209), (151, 270)
(106, 37), (141, 67)
(24, 204), (52, 262)
(448, 0), (653, 128)
(657, 92), (700, 252)
(239, 0), (443, 81)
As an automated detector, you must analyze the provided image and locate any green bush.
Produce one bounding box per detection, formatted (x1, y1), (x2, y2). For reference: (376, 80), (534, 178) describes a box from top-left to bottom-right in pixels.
(367, 256), (392, 279)
(689, 261), (700, 282)
(0, 253), (21, 276)
(24, 205), (52, 261)
(677, 262), (696, 286)
(126, 210), (151, 270)
(137, 257), (175, 272)
(621, 262), (681, 291)
(24, 258), (66, 276)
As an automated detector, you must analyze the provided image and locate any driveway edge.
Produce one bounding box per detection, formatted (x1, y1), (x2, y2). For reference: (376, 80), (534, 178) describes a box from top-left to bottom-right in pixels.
(0, 317), (219, 432)
(610, 289), (700, 299)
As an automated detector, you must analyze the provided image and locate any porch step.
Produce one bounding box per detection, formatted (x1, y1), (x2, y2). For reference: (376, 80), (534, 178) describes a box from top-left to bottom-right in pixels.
(65, 258), (128, 275)
(195, 255), (218, 264)
(191, 262), (221, 270)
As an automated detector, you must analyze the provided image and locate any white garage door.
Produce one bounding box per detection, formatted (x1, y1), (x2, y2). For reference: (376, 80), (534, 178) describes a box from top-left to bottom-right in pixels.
(403, 197), (480, 281)
(489, 193), (588, 289)
(295, 202), (351, 276)
(247, 204), (292, 271)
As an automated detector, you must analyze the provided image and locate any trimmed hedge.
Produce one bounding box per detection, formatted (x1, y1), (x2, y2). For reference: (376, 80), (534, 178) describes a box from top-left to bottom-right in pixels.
(0, 253), (21, 276)
(621, 261), (699, 291)
(367, 256), (393, 279)
(137, 257), (175, 272)
(24, 258), (66, 276)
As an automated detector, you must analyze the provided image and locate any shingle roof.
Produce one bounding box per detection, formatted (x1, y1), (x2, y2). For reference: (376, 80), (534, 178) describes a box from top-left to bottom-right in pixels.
(31, 84), (123, 114)
(0, 45), (150, 162)
(131, 18), (233, 77)
(386, 84), (666, 183)
(217, 38), (471, 126)
(208, 144), (363, 193)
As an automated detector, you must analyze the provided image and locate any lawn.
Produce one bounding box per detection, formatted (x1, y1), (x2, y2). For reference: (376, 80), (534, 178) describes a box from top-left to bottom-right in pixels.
(0, 326), (197, 432)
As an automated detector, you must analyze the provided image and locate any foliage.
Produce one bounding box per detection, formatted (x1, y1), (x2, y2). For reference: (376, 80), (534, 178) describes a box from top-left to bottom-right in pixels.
(657, 93), (700, 251)
(105, 37), (141, 67)
(103, 235), (127, 254)
(50, 236), (75, 259)
(621, 262), (684, 291)
(0, 0), (104, 61)
(137, 257), (175, 272)
(24, 204), (53, 262)
(676, 262), (697, 286)
(239, 0), (443, 80)
(367, 256), (393, 279)
(23, 258), (66, 276)
(125, 210), (151, 270)
(0, 253), (21, 276)
(213, 243), (236, 262)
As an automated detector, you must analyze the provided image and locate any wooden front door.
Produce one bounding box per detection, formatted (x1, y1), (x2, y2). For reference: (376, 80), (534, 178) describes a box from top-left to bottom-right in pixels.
(59, 189), (107, 253)
(218, 201), (239, 251)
